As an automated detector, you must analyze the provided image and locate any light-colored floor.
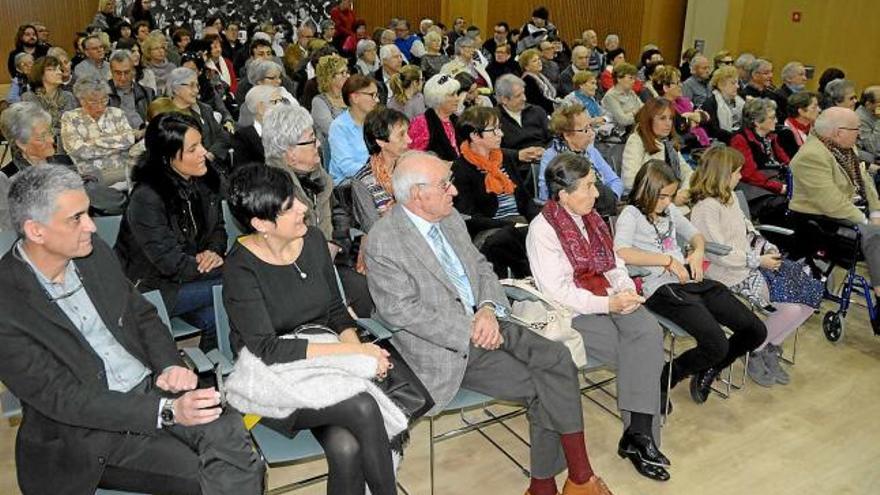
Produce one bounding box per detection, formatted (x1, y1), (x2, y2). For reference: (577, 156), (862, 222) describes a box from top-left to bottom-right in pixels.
(1, 295), (878, 495)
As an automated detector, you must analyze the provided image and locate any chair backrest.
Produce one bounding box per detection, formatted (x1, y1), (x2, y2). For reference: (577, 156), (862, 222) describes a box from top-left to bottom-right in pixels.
(212, 285), (234, 362)
(222, 200), (243, 252)
(735, 190), (751, 221)
(0, 230), (18, 255)
(94, 215), (122, 246)
(141, 290), (172, 330)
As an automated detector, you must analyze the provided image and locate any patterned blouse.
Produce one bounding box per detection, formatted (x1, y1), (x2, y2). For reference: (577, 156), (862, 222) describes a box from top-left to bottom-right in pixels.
(60, 106), (139, 186)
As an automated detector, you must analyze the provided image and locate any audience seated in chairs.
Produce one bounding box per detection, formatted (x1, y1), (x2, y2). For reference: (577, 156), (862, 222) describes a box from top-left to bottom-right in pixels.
(21, 55), (78, 145)
(729, 98), (791, 226)
(0, 164), (263, 494)
(407, 73), (462, 161)
(115, 112), (226, 351)
(601, 62), (643, 130)
(689, 145), (822, 387)
(419, 30), (450, 81)
(107, 49), (155, 131)
(539, 104), (622, 217)
(263, 103), (373, 317)
(652, 65), (711, 152)
(486, 43), (520, 86)
(232, 85), (283, 167)
(561, 71), (607, 124)
(782, 91), (819, 152)
(1, 102), (74, 177)
(311, 54), (351, 160)
(518, 48), (560, 115)
(621, 98), (691, 204)
(165, 67), (233, 173)
(452, 106), (537, 278)
(374, 44), (404, 105)
(701, 66), (745, 143)
(178, 52), (235, 130)
(115, 39), (159, 93)
(6, 53), (34, 104)
(235, 59), (297, 129)
(61, 76), (142, 188)
(235, 41), (297, 104)
(387, 64), (426, 119)
(352, 107), (411, 235)
(223, 164), (400, 495)
(495, 74), (551, 194)
(527, 152), (670, 482)
(789, 107), (880, 318)
(856, 86), (880, 164)
(680, 54), (711, 109)
(73, 35), (111, 82)
(741, 59), (776, 100)
(614, 160), (767, 405)
(773, 61), (808, 125)
(364, 150), (615, 495)
(329, 74), (380, 183)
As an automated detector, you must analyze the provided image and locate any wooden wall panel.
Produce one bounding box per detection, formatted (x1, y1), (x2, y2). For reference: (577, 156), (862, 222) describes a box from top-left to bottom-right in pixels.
(354, 0), (441, 35)
(0, 0), (95, 84)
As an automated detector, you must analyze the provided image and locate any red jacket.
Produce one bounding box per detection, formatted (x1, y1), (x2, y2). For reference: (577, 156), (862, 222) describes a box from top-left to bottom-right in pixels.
(600, 67), (643, 93)
(330, 6), (357, 38)
(729, 127), (791, 194)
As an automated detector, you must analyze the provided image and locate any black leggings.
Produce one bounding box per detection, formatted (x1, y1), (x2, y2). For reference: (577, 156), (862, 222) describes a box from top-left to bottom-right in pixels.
(268, 393), (396, 495)
(646, 280), (767, 384)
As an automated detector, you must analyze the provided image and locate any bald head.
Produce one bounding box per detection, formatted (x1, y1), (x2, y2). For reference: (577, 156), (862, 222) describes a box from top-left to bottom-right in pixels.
(814, 107), (860, 148)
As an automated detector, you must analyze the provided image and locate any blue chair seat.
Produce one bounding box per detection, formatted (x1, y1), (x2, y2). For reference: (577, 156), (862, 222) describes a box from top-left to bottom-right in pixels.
(443, 388), (493, 411)
(250, 425), (324, 465)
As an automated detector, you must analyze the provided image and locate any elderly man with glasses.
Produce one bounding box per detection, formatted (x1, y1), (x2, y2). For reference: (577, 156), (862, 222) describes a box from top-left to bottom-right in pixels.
(74, 34), (110, 82)
(790, 107), (880, 331)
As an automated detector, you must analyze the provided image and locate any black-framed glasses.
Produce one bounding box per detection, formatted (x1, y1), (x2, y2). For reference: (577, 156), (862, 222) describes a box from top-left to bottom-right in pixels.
(480, 127), (503, 135)
(297, 138), (319, 147)
(838, 127), (860, 132)
(356, 90), (379, 100)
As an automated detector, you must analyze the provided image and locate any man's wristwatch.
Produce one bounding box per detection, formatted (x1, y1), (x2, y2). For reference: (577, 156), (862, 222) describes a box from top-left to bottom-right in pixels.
(160, 399), (176, 427)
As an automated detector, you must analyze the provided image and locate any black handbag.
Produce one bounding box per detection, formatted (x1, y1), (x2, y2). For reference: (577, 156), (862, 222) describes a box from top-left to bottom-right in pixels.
(369, 338), (434, 423)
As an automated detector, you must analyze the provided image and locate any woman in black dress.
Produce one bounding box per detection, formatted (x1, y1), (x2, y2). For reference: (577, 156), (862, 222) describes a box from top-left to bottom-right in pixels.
(223, 164), (396, 495)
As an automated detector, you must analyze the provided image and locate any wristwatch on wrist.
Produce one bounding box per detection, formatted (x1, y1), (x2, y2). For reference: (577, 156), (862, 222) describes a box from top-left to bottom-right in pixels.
(160, 399), (176, 427)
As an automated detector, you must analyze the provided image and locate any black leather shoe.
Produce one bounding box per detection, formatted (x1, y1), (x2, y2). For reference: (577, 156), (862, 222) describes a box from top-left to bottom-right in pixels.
(617, 436), (671, 482)
(618, 430), (671, 467)
(689, 367), (720, 404)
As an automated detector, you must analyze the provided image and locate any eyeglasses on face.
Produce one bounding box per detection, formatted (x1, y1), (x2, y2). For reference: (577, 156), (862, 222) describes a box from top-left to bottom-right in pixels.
(479, 127), (503, 136)
(418, 175), (454, 192)
(355, 90), (379, 100)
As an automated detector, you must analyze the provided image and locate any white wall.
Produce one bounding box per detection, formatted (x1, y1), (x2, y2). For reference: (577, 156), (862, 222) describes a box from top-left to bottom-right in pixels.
(681, 0), (730, 58)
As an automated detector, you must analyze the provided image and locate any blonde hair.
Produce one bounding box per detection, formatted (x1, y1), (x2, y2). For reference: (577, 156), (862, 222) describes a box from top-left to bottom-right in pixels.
(316, 54), (348, 93)
(140, 33), (167, 63)
(548, 103), (586, 135)
(710, 65), (738, 90)
(389, 65), (423, 104)
(572, 70), (596, 87)
(689, 145), (745, 205)
(518, 49), (541, 71)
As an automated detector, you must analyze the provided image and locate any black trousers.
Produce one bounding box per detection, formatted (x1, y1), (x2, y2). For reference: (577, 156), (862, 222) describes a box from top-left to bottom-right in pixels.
(480, 225), (531, 279)
(337, 265), (375, 318)
(99, 409), (264, 495)
(263, 393), (396, 495)
(645, 280), (767, 384)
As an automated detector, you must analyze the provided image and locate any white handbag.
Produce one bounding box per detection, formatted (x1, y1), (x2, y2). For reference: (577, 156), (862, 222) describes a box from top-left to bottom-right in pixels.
(500, 278), (588, 368)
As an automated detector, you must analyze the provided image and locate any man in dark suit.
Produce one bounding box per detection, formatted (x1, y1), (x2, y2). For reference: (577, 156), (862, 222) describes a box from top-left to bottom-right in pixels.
(364, 152), (614, 495)
(0, 165), (263, 495)
(559, 45), (592, 97)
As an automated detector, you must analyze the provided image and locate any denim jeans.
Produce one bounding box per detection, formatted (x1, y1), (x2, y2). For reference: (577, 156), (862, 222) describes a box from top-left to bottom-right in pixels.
(171, 274), (222, 351)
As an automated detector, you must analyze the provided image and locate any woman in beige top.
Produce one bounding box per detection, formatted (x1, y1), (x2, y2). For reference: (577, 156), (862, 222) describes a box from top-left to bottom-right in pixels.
(689, 145), (822, 387)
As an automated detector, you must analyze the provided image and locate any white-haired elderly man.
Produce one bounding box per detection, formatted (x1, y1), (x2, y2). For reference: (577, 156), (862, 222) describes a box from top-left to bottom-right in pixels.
(773, 61), (808, 124)
(61, 75), (143, 188)
(0, 165), (264, 494)
(558, 44), (591, 97)
(374, 44), (405, 104)
(742, 58), (776, 100)
(233, 84), (290, 166)
(790, 107), (880, 332)
(680, 54), (711, 108)
(364, 151), (615, 495)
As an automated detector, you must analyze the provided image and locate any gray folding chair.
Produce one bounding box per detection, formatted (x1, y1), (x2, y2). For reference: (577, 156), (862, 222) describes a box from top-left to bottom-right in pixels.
(142, 290), (212, 373)
(94, 215), (122, 246)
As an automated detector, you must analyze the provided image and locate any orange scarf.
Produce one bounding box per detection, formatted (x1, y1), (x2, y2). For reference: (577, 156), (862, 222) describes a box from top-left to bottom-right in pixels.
(369, 153), (395, 197)
(460, 141), (515, 195)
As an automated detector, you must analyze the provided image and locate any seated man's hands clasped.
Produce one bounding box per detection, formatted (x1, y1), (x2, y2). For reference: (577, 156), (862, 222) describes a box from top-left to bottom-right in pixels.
(471, 306), (504, 350)
(156, 365), (198, 393)
(174, 388), (224, 427)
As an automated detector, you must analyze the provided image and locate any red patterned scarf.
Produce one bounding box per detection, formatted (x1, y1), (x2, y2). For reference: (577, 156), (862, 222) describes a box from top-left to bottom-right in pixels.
(542, 199), (616, 295)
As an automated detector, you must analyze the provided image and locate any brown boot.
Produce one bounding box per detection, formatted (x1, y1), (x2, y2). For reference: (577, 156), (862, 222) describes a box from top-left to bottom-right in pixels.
(561, 476), (614, 495)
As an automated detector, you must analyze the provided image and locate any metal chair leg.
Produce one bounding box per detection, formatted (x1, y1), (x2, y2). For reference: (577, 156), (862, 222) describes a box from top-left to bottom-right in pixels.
(429, 416), (435, 495)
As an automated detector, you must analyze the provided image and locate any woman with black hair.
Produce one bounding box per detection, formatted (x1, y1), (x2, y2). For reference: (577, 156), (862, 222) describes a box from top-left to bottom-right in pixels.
(115, 112), (227, 351)
(223, 163), (399, 495)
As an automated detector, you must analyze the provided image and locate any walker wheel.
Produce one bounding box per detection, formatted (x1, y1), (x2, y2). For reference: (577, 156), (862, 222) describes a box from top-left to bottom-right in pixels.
(822, 311), (844, 342)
